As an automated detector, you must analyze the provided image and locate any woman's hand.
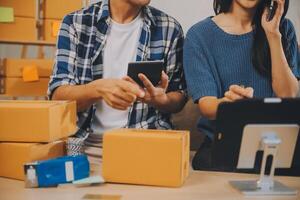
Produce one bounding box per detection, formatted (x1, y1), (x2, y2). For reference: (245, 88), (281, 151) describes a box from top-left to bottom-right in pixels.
(261, 0), (285, 38)
(224, 85), (254, 102)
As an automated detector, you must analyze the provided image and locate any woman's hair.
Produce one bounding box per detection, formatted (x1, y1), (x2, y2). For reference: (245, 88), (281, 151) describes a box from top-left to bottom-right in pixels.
(213, 0), (290, 78)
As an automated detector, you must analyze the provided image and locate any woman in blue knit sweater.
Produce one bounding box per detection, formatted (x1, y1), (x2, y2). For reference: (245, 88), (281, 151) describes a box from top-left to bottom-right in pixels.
(183, 0), (300, 170)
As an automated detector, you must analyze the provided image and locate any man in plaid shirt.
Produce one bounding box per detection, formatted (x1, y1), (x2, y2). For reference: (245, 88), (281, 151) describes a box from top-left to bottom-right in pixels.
(48, 0), (187, 140)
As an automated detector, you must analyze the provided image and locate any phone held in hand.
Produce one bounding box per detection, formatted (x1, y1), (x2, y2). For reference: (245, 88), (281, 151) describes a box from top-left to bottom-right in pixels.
(127, 61), (164, 87)
(267, 0), (277, 22)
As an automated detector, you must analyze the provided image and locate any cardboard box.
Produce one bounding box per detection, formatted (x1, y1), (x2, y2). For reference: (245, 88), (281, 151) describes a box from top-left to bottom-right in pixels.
(0, 17), (36, 41)
(44, 19), (61, 43)
(0, 141), (65, 180)
(0, 77), (49, 96)
(0, 100), (77, 142)
(0, 0), (83, 19)
(0, 0), (35, 18)
(103, 129), (190, 187)
(0, 59), (54, 78)
(44, 0), (84, 20)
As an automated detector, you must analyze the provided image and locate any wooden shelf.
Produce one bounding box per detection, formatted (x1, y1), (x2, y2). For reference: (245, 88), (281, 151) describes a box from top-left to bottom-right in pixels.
(0, 39), (56, 46)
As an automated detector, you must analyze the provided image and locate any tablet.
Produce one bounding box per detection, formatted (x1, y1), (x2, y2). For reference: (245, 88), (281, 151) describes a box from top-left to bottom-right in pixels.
(213, 98), (300, 176)
(127, 61), (164, 87)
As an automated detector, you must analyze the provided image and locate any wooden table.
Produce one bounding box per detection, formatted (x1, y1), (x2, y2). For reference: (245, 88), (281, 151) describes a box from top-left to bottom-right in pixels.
(0, 171), (299, 200)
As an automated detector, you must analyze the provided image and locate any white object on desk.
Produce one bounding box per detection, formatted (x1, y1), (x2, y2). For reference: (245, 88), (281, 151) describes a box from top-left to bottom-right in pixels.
(230, 124), (299, 196)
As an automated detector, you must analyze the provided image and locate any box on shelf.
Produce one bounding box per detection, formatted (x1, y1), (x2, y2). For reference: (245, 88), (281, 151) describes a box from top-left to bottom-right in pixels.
(0, 141), (65, 180)
(0, 0), (84, 19)
(103, 129), (190, 187)
(0, 0), (35, 18)
(44, 0), (84, 20)
(0, 100), (77, 142)
(0, 58), (54, 78)
(0, 17), (36, 41)
(0, 77), (49, 96)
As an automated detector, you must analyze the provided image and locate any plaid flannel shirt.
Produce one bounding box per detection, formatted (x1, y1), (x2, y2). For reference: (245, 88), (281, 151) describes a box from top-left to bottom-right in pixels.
(48, 0), (186, 137)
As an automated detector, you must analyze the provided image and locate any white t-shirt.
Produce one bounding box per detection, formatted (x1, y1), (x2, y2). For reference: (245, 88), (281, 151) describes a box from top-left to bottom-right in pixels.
(92, 13), (143, 134)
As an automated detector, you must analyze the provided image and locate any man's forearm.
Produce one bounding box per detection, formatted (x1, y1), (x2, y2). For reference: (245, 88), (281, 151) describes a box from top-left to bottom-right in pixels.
(52, 83), (99, 112)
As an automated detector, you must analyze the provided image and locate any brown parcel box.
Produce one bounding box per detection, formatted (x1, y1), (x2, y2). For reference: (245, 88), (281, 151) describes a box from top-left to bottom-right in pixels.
(0, 0), (83, 19)
(44, 0), (83, 19)
(0, 59), (53, 77)
(0, 0), (35, 18)
(103, 129), (190, 187)
(0, 77), (49, 96)
(0, 141), (65, 180)
(0, 100), (77, 142)
(0, 17), (36, 42)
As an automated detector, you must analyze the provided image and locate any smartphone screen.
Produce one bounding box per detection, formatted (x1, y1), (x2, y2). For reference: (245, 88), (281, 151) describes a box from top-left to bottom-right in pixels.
(127, 61), (164, 87)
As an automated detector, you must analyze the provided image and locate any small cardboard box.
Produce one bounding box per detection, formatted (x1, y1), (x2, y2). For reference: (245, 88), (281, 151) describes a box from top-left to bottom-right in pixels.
(44, 0), (84, 20)
(0, 77), (49, 96)
(0, 141), (65, 180)
(0, 17), (36, 41)
(0, 0), (35, 18)
(0, 59), (54, 78)
(103, 129), (190, 187)
(0, 100), (77, 142)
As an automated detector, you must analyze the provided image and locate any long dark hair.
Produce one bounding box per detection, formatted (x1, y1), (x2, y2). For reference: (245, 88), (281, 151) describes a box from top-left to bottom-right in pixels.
(213, 0), (290, 78)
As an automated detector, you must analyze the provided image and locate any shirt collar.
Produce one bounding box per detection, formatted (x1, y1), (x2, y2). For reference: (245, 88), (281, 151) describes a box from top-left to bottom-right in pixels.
(97, 0), (156, 27)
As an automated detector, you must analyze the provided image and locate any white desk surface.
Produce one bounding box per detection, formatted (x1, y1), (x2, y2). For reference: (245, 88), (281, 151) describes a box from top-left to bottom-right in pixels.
(0, 170), (299, 200)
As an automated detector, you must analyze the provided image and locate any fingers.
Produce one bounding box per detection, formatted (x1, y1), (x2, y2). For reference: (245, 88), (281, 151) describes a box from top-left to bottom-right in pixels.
(245, 87), (254, 98)
(118, 80), (145, 98)
(103, 95), (130, 111)
(123, 76), (137, 85)
(262, 7), (268, 23)
(229, 85), (254, 98)
(275, 0), (285, 17)
(138, 73), (156, 95)
(225, 91), (244, 101)
(160, 71), (169, 89)
(114, 90), (137, 104)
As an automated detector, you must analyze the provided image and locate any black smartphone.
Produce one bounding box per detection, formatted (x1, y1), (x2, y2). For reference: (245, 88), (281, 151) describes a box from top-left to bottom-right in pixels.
(127, 61), (164, 87)
(267, 0), (278, 22)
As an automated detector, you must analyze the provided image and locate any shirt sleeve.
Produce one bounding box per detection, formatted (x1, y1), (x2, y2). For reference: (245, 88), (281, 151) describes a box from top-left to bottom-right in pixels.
(283, 19), (300, 79)
(165, 22), (186, 93)
(48, 14), (79, 99)
(183, 29), (219, 103)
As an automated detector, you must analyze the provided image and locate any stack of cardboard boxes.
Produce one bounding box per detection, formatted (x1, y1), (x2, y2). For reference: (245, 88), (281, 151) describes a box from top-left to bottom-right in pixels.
(0, 0), (84, 43)
(0, 0), (85, 99)
(0, 58), (53, 97)
(0, 100), (77, 180)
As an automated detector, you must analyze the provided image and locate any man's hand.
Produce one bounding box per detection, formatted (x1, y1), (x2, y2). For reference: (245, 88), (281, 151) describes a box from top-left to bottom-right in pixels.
(123, 71), (170, 107)
(89, 79), (145, 110)
(224, 85), (254, 101)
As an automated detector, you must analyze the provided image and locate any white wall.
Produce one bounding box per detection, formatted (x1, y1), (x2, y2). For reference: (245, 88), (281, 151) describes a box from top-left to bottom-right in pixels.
(151, 0), (299, 39)
(150, 0), (214, 33)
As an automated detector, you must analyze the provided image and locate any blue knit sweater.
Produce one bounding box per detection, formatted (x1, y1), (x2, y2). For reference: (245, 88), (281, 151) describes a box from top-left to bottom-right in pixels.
(183, 17), (300, 138)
